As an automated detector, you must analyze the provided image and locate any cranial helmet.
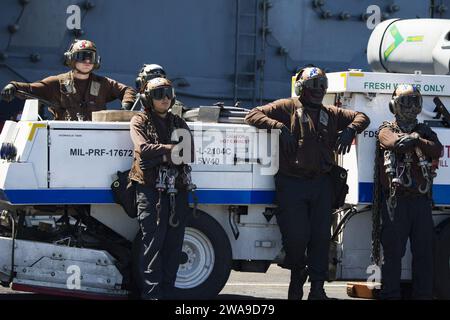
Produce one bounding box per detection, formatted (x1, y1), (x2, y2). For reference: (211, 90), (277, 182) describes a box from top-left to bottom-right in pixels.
(294, 67), (328, 97)
(135, 64), (167, 92)
(143, 77), (176, 109)
(64, 39), (101, 70)
(389, 84), (422, 121)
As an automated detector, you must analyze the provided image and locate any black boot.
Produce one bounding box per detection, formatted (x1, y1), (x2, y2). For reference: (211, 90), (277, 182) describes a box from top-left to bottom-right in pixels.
(308, 281), (336, 300)
(288, 268), (308, 300)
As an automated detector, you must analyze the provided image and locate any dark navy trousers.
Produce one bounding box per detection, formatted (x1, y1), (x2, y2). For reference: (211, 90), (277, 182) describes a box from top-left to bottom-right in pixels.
(275, 172), (333, 281)
(380, 194), (434, 300)
(136, 184), (190, 299)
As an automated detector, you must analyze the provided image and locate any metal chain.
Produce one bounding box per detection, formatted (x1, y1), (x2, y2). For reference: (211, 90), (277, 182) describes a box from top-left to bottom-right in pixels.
(168, 193), (179, 227)
(155, 167), (168, 226)
(167, 168), (179, 227)
(156, 190), (162, 226)
(415, 146), (435, 195)
(384, 149), (398, 221)
(372, 121), (398, 265)
(371, 136), (383, 266)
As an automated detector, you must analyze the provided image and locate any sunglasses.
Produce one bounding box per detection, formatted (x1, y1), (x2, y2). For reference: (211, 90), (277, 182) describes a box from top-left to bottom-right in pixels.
(73, 51), (99, 64)
(147, 87), (175, 100)
(302, 76), (328, 90)
(395, 95), (422, 107)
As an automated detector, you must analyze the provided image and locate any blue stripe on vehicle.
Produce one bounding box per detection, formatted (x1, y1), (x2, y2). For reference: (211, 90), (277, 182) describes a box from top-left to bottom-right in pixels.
(358, 182), (374, 204)
(358, 182), (450, 205)
(2, 189), (276, 205)
(190, 189), (275, 205)
(3, 184), (448, 205)
(3, 189), (115, 205)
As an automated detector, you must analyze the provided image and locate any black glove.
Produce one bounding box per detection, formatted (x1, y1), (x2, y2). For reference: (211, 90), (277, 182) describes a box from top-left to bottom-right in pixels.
(121, 101), (134, 110)
(336, 127), (356, 155)
(139, 156), (164, 171)
(394, 132), (420, 152)
(280, 125), (297, 155)
(414, 124), (434, 139)
(1, 83), (17, 102)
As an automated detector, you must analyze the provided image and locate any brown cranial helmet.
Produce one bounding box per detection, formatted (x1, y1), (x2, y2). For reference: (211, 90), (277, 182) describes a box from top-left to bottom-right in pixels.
(294, 66), (328, 97)
(64, 39), (101, 69)
(389, 84), (422, 121)
(143, 77), (176, 108)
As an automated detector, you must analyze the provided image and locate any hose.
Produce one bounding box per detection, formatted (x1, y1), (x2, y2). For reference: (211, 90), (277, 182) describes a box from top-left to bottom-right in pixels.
(7, 211), (16, 284)
(330, 207), (370, 241)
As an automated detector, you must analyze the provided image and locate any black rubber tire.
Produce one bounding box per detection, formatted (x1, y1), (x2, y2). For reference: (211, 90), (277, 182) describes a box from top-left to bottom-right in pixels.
(435, 222), (450, 299)
(132, 210), (232, 299)
(172, 212), (232, 299)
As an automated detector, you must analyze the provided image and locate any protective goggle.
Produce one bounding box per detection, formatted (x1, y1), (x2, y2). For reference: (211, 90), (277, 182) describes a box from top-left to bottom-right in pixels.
(72, 51), (99, 64)
(146, 87), (175, 100)
(395, 94), (422, 108)
(302, 76), (328, 91)
(144, 69), (166, 81)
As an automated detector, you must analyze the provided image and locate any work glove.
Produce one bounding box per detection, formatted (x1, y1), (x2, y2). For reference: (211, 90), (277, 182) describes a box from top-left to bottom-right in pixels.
(121, 101), (134, 110)
(414, 124), (434, 140)
(336, 127), (356, 155)
(394, 132), (420, 152)
(1, 83), (17, 102)
(280, 125), (297, 155)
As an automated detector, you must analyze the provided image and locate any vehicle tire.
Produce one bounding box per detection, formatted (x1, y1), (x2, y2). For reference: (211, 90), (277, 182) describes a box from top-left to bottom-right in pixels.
(132, 210), (232, 299)
(434, 222), (450, 299)
(172, 211), (232, 299)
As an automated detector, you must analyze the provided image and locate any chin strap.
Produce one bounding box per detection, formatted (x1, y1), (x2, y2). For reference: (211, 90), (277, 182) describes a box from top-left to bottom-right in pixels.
(395, 117), (417, 133)
(73, 68), (92, 76)
(302, 101), (322, 110)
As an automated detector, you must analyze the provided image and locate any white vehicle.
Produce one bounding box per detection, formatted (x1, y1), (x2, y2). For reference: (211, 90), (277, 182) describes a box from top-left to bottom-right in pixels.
(0, 103), (282, 299)
(0, 18), (449, 299)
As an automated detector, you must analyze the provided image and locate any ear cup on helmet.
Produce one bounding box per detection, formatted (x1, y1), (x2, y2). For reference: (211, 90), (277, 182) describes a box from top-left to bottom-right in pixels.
(389, 100), (395, 114)
(63, 51), (72, 67)
(294, 80), (303, 97)
(63, 40), (76, 67)
(93, 55), (101, 70)
(140, 93), (149, 107)
(294, 68), (305, 97)
(140, 93), (153, 112)
(389, 88), (397, 114)
(135, 77), (143, 91)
